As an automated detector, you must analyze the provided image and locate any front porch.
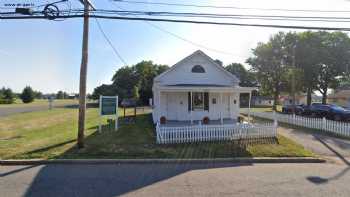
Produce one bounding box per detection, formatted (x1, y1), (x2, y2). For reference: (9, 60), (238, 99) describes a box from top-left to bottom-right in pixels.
(153, 85), (256, 124)
(159, 118), (237, 127)
(153, 84), (263, 144)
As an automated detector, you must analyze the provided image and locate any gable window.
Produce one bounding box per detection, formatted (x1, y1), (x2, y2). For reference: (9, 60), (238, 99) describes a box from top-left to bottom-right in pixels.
(191, 65), (205, 73)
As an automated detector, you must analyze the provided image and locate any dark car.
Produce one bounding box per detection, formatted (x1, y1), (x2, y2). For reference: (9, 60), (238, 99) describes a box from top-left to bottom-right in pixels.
(326, 105), (350, 121)
(304, 103), (350, 121)
(282, 104), (305, 115)
(302, 103), (328, 117)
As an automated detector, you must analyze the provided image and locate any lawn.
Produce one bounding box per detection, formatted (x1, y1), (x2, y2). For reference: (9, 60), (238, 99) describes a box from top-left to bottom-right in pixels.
(0, 107), (313, 159)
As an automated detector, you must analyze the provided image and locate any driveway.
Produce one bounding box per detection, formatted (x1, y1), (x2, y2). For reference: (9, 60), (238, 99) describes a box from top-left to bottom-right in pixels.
(1, 162), (350, 197)
(278, 126), (350, 164)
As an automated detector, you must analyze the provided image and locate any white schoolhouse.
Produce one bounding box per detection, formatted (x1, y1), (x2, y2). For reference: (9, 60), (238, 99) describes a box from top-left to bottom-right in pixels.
(152, 50), (254, 125)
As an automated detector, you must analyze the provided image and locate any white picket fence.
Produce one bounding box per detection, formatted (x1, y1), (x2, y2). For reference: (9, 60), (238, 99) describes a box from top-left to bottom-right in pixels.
(156, 122), (277, 144)
(247, 111), (350, 137)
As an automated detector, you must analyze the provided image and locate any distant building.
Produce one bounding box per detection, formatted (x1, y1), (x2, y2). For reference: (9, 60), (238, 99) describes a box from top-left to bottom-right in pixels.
(251, 96), (274, 107)
(279, 94), (322, 106)
(328, 86), (350, 108)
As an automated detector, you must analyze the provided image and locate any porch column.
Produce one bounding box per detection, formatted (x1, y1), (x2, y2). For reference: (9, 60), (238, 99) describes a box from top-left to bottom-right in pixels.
(158, 90), (161, 122)
(248, 91), (252, 123)
(229, 93), (232, 120)
(190, 91), (193, 124)
(220, 92), (223, 124)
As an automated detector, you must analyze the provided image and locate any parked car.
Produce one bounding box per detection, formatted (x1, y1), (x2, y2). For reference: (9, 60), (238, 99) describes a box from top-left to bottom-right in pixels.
(326, 105), (350, 121)
(303, 103), (350, 121)
(302, 103), (326, 117)
(282, 104), (305, 115)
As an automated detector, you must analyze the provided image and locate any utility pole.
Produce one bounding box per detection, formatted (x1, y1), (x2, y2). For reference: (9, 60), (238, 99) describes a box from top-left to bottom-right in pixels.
(77, 0), (95, 148)
(291, 44), (296, 115)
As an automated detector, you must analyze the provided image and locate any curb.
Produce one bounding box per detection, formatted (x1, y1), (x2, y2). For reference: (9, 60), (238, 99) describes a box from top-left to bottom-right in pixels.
(0, 157), (326, 165)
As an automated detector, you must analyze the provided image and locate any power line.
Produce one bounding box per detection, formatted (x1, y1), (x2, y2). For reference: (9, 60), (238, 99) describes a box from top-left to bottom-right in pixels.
(144, 21), (239, 56)
(113, 0), (350, 13)
(88, 10), (350, 20)
(94, 18), (128, 65)
(7, 9), (350, 22)
(2, 14), (350, 31)
(111, 4), (240, 56)
(88, 10), (350, 23)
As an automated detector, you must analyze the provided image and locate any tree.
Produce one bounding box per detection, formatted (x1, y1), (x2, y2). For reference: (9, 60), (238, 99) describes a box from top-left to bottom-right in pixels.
(112, 66), (139, 99)
(56, 91), (65, 99)
(91, 84), (116, 100)
(109, 61), (169, 104)
(293, 31), (323, 105)
(132, 85), (140, 100)
(225, 63), (257, 87)
(34, 91), (43, 99)
(247, 32), (289, 110)
(133, 61), (168, 104)
(20, 86), (35, 103)
(0, 87), (15, 104)
(315, 32), (350, 104)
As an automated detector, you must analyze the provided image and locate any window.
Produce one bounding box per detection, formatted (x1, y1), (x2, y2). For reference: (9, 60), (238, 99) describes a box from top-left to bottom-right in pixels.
(191, 65), (205, 73)
(193, 92), (204, 110)
(188, 92), (209, 111)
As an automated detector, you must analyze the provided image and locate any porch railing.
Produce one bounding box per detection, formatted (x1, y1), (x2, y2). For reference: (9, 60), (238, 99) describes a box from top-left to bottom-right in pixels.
(156, 122), (277, 144)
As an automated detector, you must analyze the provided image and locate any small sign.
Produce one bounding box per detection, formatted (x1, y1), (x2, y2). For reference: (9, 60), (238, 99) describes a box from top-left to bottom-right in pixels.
(99, 96), (118, 132)
(100, 97), (118, 116)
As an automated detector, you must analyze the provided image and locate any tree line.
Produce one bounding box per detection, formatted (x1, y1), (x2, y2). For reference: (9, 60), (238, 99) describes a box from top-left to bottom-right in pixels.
(0, 86), (41, 104)
(93, 31), (350, 109)
(0, 86), (78, 104)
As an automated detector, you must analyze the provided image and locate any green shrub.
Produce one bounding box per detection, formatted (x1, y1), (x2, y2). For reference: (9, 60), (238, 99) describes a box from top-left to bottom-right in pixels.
(20, 86), (35, 103)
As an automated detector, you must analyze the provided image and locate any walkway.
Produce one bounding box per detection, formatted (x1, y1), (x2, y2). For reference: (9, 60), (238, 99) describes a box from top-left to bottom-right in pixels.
(278, 126), (350, 164)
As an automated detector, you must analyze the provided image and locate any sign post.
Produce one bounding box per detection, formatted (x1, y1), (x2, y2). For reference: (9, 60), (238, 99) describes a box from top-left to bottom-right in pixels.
(48, 96), (54, 110)
(99, 95), (118, 132)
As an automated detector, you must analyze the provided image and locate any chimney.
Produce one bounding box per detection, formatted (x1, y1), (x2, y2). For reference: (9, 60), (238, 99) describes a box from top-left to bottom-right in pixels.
(214, 59), (223, 66)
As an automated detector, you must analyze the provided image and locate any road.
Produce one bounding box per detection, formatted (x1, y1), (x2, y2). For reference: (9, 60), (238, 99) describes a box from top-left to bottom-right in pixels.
(1, 162), (349, 197)
(0, 100), (79, 117)
(0, 105), (55, 117)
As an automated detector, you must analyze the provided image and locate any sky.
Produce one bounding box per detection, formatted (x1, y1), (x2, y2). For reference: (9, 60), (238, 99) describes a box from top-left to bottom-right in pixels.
(1, 0), (350, 94)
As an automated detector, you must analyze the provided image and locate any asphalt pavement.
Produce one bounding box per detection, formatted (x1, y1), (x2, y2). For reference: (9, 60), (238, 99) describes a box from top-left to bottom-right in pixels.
(1, 162), (349, 197)
(0, 105), (53, 117)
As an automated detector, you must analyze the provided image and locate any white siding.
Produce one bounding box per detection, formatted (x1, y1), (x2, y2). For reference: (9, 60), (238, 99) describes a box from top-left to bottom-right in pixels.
(155, 52), (238, 87)
(154, 92), (239, 122)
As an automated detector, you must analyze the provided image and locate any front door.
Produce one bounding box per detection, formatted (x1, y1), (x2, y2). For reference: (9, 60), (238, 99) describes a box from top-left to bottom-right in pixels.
(167, 93), (177, 120)
(222, 94), (231, 118)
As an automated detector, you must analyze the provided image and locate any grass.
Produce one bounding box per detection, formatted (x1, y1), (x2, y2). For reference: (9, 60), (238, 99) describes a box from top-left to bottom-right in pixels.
(0, 107), (313, 159)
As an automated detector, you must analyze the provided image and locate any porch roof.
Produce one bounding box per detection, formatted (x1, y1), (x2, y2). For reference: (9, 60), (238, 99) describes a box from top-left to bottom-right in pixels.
(157, 84), (256, 93)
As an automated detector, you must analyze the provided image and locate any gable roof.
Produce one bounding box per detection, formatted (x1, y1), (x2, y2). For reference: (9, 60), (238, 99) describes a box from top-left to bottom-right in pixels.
(154, 50), (240, 83)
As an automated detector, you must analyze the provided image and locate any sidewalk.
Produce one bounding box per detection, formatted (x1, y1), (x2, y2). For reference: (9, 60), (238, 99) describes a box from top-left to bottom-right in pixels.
(278, 126), (350, 164)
